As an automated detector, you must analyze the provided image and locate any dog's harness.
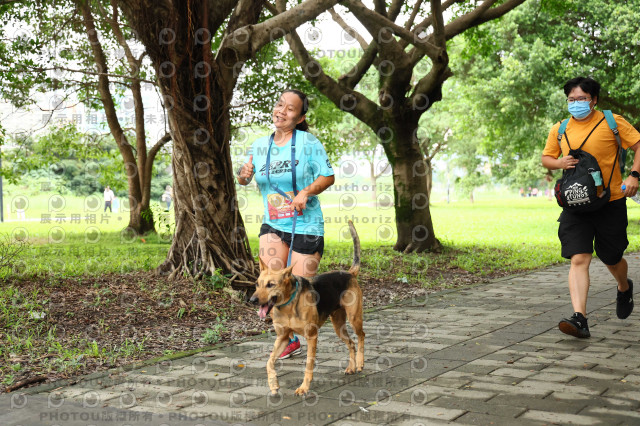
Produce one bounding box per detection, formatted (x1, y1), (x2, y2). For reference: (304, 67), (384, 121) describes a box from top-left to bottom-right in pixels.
(276, 277), (299, 308)
(266, 130), (298, 267)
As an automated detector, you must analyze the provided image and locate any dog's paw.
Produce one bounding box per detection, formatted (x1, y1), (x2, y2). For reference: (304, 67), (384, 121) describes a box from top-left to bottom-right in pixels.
(356, 365), (363, 372)
(344, 366), (355, 375)
(294, 386), (309, 396)
(268, 377), (280, 394)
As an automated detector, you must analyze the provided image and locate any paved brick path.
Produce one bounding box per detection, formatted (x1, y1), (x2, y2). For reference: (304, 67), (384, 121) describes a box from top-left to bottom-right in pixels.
(2, 256), (640, 425)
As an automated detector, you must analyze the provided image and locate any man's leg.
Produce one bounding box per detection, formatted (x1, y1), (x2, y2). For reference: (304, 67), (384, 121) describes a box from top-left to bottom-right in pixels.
(593, 199), (632, 319)
(568, 253), (592, 315)
(606, 258), (630, 292)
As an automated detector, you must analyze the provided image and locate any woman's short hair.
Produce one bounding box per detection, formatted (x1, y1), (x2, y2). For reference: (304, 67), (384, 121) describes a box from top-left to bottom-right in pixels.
(282, 89), (309, 131)
(563, 77), (601, 101)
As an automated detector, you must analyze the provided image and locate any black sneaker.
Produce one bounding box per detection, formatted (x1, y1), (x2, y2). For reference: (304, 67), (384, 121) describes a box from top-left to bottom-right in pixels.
(617, 279), (634, 320)
(558, 312), (590, 338)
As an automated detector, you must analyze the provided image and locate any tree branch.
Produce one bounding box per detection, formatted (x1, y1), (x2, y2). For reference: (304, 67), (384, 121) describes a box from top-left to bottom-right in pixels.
(220, 0), (340, 62)
(225, 0), (265, 39)
(431, 0), (446, 48)
(15, 65), (157, 86)
(343, 0), (440, 60)
(79, 1), (136, 165)
(107, 0), (147, 189)
(373, 0), (386, 16)
(343, 0), (416, 101)
(218, 0), (265, 88)
(444, 0), (526, 40)
(409, 0), (526, 104)
(148, 132), (172, 158)
(342, 1), (410, 63)
(328, 7), (367, 50)
(404, 0), (425, 30)
(374, 160), (390, 179)
(338, 41), (379, 90)
(285, 28), (382, 130)
(207, 0), (239, 34)
(401, 0), (463, 51)
(420, 131), (447, 163)
(107, 0), (141, 69)
(387, 0), (404, 21)
(146, 132), (172, 184)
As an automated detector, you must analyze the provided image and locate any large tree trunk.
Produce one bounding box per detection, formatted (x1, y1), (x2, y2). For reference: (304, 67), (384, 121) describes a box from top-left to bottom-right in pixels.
(159, 104), (254, 283)
(127, 199), (154, 234)
(388, 124), (441, 253)
(121, 2), (257, 285)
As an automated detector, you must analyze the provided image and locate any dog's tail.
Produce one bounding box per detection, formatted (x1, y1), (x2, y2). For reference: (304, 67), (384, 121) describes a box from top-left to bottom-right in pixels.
(347, 220), (360, 277)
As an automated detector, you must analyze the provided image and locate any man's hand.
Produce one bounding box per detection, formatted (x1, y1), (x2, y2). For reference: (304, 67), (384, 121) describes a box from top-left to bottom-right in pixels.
(622, 175), (639, 197)
(558, 155), (579, 170)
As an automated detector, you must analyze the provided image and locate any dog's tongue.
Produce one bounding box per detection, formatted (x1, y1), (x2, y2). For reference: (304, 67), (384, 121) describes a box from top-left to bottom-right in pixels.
(258, 304), (269, 320)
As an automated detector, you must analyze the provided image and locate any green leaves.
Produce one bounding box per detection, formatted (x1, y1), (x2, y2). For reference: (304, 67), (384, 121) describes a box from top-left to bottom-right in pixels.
(438, 0), (640, 188)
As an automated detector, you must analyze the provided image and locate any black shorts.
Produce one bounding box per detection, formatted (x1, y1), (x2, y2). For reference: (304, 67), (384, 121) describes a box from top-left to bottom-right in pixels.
(259, 224), (324, 256)
(558, 198), (628, 265)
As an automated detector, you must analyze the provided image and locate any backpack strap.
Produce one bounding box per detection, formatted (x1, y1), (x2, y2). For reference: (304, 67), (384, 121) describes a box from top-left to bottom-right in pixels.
(556, 118), (570, 149)
(560, 117), (605, 152)
(603, 110), (625, 174)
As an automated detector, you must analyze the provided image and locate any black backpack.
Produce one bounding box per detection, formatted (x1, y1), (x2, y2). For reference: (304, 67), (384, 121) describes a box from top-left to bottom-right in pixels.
(554, 111), (622, 212)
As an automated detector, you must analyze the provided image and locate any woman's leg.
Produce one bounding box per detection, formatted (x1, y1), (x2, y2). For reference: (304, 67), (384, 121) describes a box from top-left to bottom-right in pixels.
(289, 252), (321, 347)
(290, 251), (322, 278)
(259, 232), (289, 270)
(260, 233), (322, 355)
(259, 232), (297, 344)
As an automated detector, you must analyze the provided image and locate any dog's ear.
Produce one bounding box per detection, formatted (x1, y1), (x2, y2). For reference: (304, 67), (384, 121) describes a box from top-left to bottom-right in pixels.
(283, 264), (294, 276)
(259, 257), (268, 272)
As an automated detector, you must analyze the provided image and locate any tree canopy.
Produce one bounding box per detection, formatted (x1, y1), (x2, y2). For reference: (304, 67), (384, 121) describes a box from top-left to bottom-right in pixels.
(434, 0), (640, 189)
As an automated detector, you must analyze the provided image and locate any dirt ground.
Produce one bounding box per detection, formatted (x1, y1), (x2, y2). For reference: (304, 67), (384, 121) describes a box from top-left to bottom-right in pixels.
(0, 264), (508, 393)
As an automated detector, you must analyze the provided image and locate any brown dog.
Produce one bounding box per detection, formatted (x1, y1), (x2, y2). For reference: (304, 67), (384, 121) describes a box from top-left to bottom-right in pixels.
(249, 220), (364, 395)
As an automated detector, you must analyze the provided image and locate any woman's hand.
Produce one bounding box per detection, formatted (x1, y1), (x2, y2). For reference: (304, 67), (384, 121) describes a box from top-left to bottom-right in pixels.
(237, 155), (254, 184)
(290, 190), (309, 213)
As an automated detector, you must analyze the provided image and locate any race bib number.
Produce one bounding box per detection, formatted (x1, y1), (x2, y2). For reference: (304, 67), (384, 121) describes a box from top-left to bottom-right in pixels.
(267, 191), (302, 220)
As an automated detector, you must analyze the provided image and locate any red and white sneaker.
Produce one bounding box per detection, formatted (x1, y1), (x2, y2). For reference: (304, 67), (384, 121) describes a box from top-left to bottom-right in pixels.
(278, 338), (301, 359)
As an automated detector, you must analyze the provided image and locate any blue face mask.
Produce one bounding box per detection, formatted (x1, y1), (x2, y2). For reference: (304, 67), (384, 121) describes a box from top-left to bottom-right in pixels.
(568, 101), (592, 119)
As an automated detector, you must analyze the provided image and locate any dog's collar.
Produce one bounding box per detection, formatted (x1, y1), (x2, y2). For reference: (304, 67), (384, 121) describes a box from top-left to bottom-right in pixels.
(276, 277), (298, 308)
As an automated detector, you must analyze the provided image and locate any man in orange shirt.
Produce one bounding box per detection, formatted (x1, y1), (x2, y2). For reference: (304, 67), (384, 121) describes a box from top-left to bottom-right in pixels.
(542, 77), (640, 338)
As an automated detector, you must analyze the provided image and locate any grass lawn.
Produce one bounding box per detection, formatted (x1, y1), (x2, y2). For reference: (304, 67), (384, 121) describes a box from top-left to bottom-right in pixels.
(4, 182), (640, 279)
(3, 182), (640, 391)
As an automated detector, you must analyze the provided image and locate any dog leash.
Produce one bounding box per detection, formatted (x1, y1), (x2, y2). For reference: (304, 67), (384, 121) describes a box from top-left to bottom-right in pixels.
(276, 278), (299, 308)
(266, 130), (298, 267)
